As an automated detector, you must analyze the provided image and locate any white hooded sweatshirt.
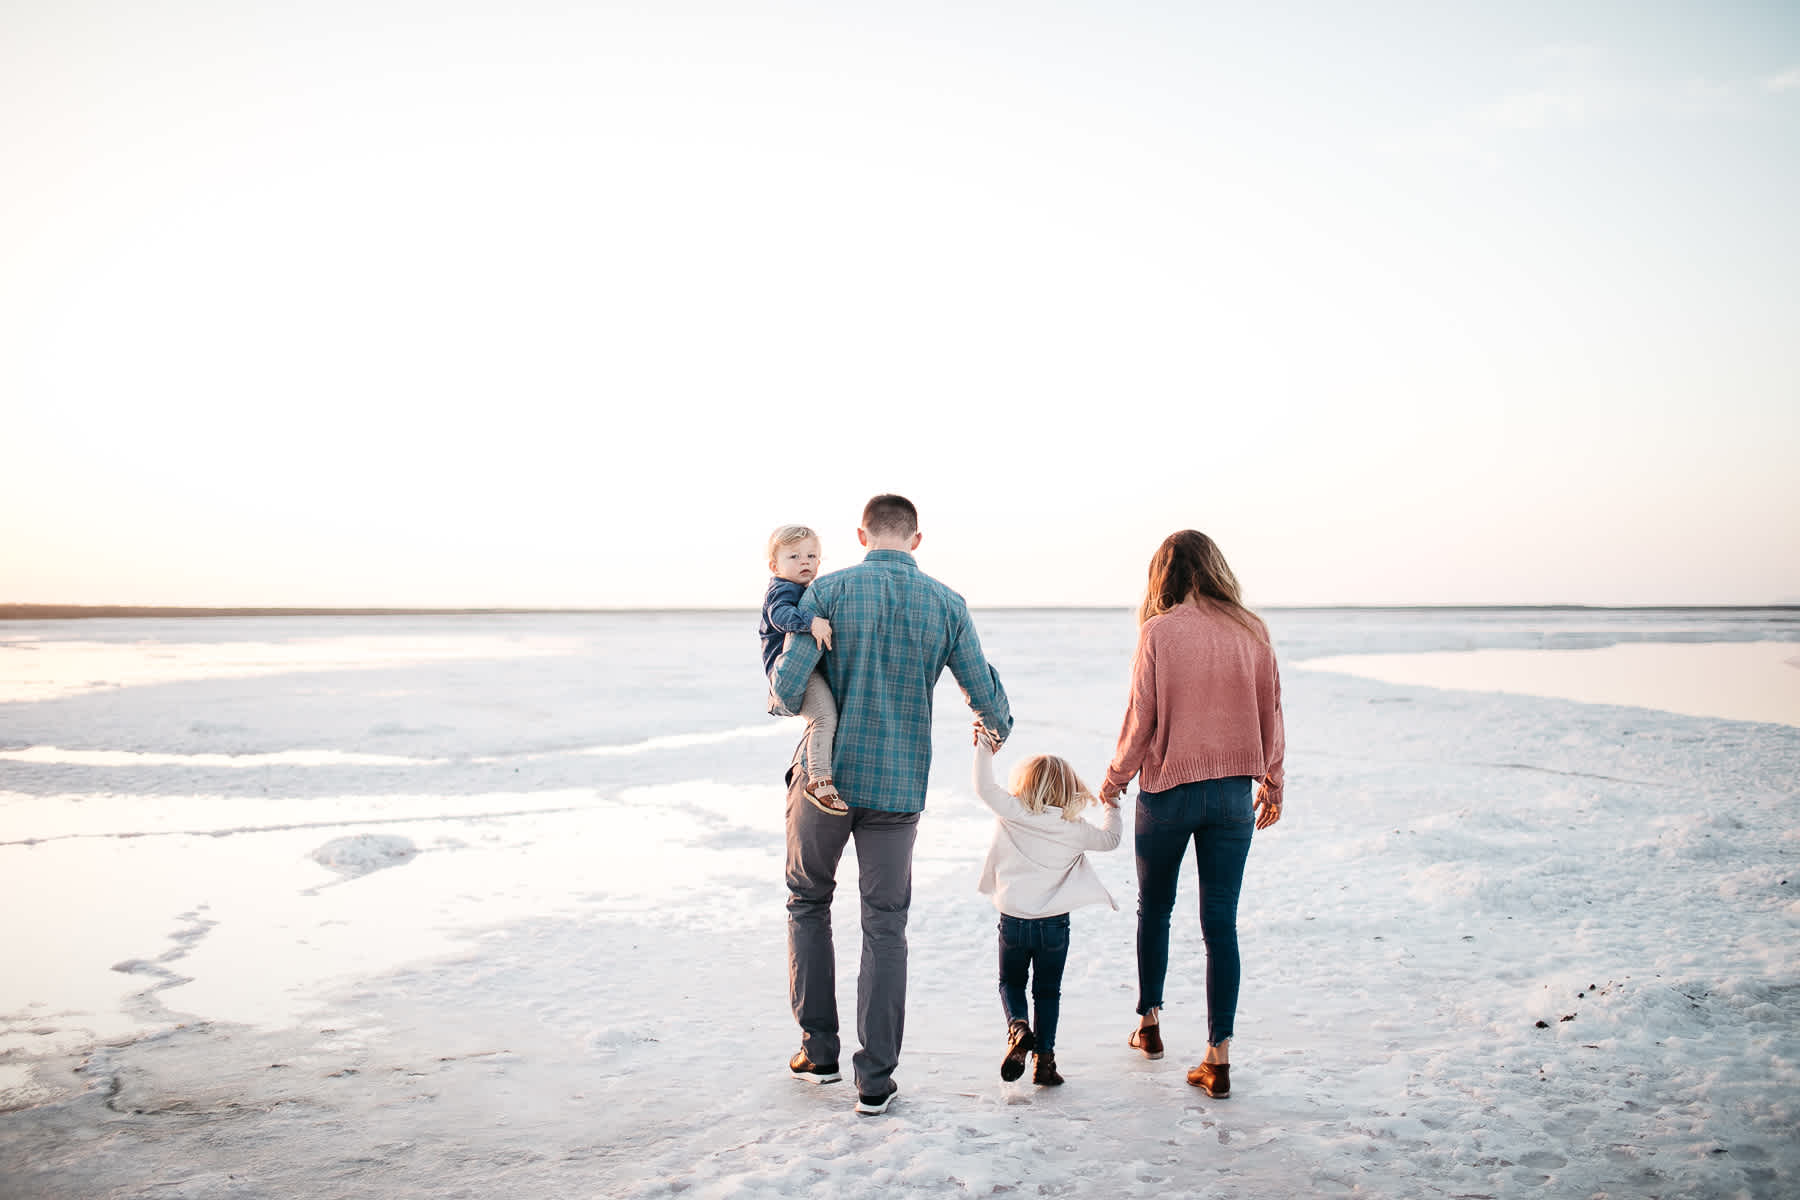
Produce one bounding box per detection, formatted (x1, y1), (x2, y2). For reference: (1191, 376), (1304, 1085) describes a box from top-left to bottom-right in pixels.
(974, 744), (1122, 919)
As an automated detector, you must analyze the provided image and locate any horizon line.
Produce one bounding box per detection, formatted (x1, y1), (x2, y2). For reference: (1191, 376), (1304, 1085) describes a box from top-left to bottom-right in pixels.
(3, 602), (1797, 621)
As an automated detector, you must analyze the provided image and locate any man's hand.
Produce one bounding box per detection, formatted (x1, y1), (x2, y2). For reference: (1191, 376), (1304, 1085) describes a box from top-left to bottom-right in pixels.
(810, 616), (833, 650)
(972, 719), (1003, 751)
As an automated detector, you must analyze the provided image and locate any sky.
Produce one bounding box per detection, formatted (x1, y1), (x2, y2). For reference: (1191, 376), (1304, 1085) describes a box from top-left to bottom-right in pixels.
(2, 0), (1797, 609)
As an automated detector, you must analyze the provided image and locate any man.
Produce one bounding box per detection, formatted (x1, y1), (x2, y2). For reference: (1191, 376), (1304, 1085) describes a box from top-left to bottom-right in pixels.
(770, 493), (1013, 1116)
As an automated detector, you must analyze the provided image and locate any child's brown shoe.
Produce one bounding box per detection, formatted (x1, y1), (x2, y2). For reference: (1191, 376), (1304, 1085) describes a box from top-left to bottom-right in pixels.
(1000, 1019), (1035, 1081)
(805, 779), (849, 815)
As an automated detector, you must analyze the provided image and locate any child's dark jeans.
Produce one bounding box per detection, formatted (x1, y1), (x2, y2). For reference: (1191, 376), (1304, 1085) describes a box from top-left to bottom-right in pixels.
(997, 912), (1071, 1052)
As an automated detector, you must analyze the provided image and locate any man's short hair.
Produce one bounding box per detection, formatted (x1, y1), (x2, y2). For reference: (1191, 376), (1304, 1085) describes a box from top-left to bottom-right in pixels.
(861, 494), (918, 539)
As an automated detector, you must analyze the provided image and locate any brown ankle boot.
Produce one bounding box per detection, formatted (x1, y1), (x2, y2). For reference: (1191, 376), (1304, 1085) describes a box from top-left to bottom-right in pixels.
(1186, 1061), (1229, 1097)
(1000, 1019), (1035, 1082)
(1033, 1051), (1063, 1086)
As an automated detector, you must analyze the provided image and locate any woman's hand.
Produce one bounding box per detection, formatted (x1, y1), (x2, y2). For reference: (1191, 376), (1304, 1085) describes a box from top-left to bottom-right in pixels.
(1254, 782), (1282, 830)
(1098, 782), (1122, 809)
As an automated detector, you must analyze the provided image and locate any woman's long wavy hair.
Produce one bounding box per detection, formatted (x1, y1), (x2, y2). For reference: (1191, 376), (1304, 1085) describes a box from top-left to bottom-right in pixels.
(1137, 529), (1268, 643)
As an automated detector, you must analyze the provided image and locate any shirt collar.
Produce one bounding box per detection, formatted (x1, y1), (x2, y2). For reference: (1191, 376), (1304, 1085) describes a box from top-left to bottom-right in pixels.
(864, 549), (917, 566)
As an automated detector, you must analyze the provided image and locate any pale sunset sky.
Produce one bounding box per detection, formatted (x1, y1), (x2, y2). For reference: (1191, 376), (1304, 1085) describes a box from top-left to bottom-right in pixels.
(3, 1), (1796, 609)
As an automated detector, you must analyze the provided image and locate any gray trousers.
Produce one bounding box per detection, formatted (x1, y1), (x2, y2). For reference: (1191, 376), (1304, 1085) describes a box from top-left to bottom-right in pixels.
(784, 748), (918, 1096)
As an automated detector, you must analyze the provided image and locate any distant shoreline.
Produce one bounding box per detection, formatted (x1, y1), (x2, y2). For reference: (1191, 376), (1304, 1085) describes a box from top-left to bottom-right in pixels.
(3, 603), (1796, 621)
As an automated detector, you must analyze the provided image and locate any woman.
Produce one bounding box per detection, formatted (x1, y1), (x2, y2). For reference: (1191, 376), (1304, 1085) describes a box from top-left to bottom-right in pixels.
(1099, 530), (1284, 1098)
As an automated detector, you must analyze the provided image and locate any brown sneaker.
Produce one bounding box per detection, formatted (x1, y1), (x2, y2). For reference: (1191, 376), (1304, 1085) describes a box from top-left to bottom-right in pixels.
(1128, 1023), (1163, 1060)
(788, 1051), (841, 1083)
(1033, 1051), (1063, 1086)
(1187, 1062), (1230, 1097)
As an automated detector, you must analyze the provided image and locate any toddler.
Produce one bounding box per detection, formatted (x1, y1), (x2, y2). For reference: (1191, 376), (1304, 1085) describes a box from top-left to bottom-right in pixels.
(972, 727), (1122, 1085)
(760, 525), (845, 815)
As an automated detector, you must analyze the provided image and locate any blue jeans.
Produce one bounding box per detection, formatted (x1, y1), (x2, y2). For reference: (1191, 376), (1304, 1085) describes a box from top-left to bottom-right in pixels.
(997, 913), (1070, 1053)
(1135, 776), (1255, 1046)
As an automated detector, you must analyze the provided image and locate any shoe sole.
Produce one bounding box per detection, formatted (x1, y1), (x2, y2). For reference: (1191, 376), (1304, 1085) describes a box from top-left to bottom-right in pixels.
(791, 1068), (841, 1084)
(854, 1087), (897, 1115)
(1001, 1029), (1035, 1082)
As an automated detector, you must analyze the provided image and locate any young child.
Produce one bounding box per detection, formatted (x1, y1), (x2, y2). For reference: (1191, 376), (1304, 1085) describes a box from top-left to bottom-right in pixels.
(760, 525), (845, 815)
(972, 727), (1122, 1085)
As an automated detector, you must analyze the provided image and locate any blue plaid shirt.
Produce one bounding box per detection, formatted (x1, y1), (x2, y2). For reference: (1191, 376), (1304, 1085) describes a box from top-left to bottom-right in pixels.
(771, 549), (1013, 813)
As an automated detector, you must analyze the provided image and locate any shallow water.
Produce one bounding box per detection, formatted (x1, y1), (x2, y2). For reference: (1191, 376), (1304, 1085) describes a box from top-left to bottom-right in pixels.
(1298, 638), (1800, 727)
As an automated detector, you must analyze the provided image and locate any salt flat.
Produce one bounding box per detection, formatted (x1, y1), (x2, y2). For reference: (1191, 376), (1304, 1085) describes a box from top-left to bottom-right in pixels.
(1, 610), (1795, 1198)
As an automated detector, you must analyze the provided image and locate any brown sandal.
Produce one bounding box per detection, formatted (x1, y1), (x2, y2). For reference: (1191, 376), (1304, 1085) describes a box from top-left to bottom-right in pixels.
(805, 779), (849, 815)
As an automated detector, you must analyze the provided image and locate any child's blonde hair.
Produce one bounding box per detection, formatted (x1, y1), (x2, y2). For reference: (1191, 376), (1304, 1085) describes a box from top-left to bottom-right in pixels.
(1009, 755), (1095, 821)
(767, 524), (819, 568)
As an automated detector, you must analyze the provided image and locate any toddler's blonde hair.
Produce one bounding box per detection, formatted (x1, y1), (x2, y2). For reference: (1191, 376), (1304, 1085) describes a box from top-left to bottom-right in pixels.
(1009, 755), (1094, 821)
(767, 524), (819, 568)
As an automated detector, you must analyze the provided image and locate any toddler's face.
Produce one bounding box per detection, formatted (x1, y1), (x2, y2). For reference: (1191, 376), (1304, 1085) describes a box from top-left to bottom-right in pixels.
(773, 537), (822, 585)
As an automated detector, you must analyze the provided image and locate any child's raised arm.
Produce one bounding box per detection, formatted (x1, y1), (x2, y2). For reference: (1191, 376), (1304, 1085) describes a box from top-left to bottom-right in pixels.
(1077, 801), (1124, 853)
(971, 741), (1015, 817)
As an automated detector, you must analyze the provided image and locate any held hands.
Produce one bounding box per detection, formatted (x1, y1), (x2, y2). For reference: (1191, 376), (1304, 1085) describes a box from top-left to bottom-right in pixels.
(810, 616), (833, 650)
(1098, 783), (1122, 809)
(971, 719), (1003, 752)
(1254, 781), (1283, 830)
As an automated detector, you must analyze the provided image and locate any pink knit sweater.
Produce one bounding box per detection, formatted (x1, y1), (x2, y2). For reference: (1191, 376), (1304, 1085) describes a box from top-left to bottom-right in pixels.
(1102, 603), (1285, 801)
